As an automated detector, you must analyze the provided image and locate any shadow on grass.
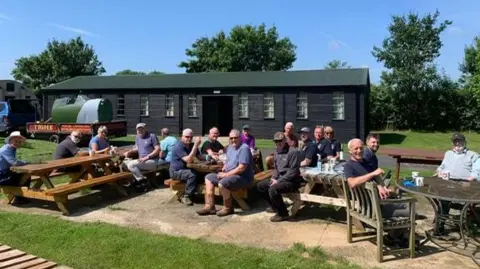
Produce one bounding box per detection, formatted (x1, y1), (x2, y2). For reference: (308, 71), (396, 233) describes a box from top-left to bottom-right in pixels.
(379, 133), (407, 146)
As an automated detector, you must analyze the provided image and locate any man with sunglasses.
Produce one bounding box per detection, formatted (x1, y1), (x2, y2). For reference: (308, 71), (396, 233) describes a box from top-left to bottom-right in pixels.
(170, 128), (204, 206)
(257, 132), (301, 222)
(197, 129), (254, 216)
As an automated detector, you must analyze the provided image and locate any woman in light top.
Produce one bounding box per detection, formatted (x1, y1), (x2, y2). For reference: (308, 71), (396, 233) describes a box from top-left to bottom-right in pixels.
(89, 125), (110, 154)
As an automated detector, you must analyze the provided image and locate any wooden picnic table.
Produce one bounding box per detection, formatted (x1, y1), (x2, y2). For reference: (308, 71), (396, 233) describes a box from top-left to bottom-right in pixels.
(379, 147), (444, 181)
(299, 167), (365, 231)
(2, 154), (131, 215)
(187, 161), (223, 173)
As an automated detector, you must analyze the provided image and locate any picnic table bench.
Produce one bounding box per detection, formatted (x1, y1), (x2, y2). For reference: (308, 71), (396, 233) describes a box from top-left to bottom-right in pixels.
(0, 243), (71, 269)
(1, 154), (132, 215)
(164, 161), (273, 210)
(379, 147), (443, 181)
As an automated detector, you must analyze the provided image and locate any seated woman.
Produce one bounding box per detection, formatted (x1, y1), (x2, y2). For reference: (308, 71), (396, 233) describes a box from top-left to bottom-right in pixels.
(89, 126), (110, 154)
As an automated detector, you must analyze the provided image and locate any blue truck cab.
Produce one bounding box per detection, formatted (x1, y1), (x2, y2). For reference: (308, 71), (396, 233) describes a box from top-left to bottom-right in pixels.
(0, 99), (41, 135)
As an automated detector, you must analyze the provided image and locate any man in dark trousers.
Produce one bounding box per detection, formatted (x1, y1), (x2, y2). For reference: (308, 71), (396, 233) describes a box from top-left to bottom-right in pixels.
(257, 132), (301, 222)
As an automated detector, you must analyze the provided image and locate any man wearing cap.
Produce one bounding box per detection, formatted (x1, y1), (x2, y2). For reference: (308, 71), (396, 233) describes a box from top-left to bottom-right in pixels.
(0, 132), (30, 203)
(298, 127), (318, 167)
(197, 129), (254, 216)
(257, 132), (302, 222)
(436, 132), (479, 181)
(239, 125), (256, 149)
(169, 128), (204, 206)
(265, 122), (299, 169)
(123, 123), (161, 191)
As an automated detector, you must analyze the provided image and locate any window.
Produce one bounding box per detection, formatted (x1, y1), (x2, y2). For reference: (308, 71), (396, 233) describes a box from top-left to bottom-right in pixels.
(333, 92), (345, 120)
(263, 92), (275, 119)
(238, 93), (248, 118)
(117, 94), (125, 117)
(188, 94), (198, 118)
(140, 94), (149, 116)
(296, 92), (308, 119)
(165, 94), (174, 117)
(6, 82), (14, 92)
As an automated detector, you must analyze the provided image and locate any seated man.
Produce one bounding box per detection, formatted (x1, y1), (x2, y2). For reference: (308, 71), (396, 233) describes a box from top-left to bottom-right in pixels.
(123, 123), (161, 190)
(313, 125), (324, 145)
(363, 133), (380, 170)
(200, 127), (224, 160)
(54, 130), (88, 172)
(436, 132), (479, 180)
(266, 122), (298, 169)
(324, 126), (342, 160)
(89, 126), (110, 154)
(298, 127), (318, 167)
(257, 132), (302, 222)
(159, 128), (177, 164)
(345, 138), (414, 246)
(197, 129), (254, 217)
(169, 129), (204, 206)
(239, 125), (256, 150)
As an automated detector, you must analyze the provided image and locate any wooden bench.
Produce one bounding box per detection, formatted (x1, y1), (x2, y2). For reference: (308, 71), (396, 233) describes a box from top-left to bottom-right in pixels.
(30, 171), (66, 181)
(42, 172), (132, 215)
(0, 243), (69, 269)
(164, 169), (273, 210)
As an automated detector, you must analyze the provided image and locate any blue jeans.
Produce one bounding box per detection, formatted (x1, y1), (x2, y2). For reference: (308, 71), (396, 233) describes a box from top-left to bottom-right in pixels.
(169, 169), (197, 196)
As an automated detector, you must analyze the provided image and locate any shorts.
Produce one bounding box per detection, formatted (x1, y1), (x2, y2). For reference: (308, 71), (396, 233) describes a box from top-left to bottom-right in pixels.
(205, 173), (252, 190)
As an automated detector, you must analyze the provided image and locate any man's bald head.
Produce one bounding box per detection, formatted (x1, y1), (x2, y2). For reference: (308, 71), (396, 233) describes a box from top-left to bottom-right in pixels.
(209, 127), (219, 140)
(284, 122), (294, 134)
(348, 138), (364, 161)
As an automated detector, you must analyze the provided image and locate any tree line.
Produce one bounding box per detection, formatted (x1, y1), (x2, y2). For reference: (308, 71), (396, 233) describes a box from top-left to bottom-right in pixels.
(10, 11), (480, 132)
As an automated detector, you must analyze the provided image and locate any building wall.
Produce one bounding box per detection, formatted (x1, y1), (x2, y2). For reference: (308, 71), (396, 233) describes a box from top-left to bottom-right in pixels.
(0, 80), (37, 100)
(43, 85), (368, 143)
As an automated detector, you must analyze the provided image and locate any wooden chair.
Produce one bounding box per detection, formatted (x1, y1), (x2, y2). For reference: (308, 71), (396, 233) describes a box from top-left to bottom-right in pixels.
(341, 180), (416, 263)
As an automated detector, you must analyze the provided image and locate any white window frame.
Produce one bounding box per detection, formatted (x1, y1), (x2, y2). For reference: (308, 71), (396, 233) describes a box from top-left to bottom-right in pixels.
(140, 94), (149, 116)
(165, 94), (174, 117)
(296, 92), (308, 119)
(332, 91), (345, 120)
(238, 93), (249, 118)
(188, 94), (198, 118)
(117, 94), (125, 117)
(263, 92), (275, 119)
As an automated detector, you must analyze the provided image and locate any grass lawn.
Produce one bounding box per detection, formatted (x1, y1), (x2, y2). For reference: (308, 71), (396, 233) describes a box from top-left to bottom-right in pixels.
(0, 212), (362, 269)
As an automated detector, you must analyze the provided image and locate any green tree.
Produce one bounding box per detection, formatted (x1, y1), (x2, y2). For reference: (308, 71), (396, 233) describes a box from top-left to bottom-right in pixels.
(372, 10), (452, 130)
(179, 23), (296, 72)
(115, 69), (147, 75)
(11, 36), (105, 91)
(324, 60), (350, 69)
(148, 70), (164, 75)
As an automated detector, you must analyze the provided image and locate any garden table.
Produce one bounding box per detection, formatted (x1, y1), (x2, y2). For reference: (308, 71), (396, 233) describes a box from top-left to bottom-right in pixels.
(396, 176), (480, 265)
(380, 148), (443, 181)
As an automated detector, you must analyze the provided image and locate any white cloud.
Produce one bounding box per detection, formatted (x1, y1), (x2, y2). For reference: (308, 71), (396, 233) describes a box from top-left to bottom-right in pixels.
(447, 26), (464, 35)
(0, 13), (12, 21)
(319, 31), (353, 51)
(48, 23), (95, 36)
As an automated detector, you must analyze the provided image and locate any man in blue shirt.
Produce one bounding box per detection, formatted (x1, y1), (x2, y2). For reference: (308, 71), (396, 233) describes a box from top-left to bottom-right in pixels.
(363, 133), (380, 170)
(298, 127), (318, 167)
(197, 129), (254, 216)
(159, 128), (177, 164)
(89, 125), (110, 154)
(169, 128), (204, 206)
(123, 123), (160, 191)
(0, 131), (29, 203)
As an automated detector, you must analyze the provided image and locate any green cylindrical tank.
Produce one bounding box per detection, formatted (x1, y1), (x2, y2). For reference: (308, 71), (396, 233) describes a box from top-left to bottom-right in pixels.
(51, 95), (113, 123)
(51, 95), (88, 123)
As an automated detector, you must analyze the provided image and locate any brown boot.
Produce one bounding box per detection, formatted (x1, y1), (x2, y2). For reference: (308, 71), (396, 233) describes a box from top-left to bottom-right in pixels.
(216, 197), (234, 217)
(196, 194), (216, 216)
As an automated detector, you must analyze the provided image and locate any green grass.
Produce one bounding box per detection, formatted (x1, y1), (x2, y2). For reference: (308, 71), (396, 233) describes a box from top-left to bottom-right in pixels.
(0, 212), (362, 269)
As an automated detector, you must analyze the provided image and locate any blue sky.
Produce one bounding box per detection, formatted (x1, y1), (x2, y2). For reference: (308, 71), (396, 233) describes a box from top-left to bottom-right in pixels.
(1, 0), (479, 83)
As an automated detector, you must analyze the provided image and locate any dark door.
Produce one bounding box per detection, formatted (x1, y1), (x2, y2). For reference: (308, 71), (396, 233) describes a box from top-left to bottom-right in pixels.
(202, 96), (233, 136)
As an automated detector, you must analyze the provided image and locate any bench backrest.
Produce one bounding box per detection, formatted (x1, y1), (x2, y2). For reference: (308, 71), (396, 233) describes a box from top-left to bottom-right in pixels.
(342, 179), (382, 223)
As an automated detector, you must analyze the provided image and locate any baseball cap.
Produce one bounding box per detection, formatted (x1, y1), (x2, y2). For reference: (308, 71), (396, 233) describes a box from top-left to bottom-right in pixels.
(136, 123), (146, 129)
(298, 127), (310, 133)
(242, 124), (250, 130)
(273, 132), (285, 141)
(451, 132), (466, 142)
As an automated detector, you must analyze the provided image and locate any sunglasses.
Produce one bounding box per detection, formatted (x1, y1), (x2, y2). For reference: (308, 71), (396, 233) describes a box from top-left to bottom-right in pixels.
(184, 136), (192, 139)
(229, 137), (239, 140)
(73, 135), (81, 139)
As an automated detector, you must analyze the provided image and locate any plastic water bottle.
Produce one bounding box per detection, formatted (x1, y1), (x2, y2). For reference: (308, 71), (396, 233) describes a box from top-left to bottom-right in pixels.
(339, 151), (344, 161)
(317, 154), (322, 171)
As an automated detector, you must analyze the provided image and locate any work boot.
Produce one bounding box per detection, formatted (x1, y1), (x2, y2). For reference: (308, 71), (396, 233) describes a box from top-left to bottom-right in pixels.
(216, 197), (234, 217)
(181, 195), (193, 206)
(270, 214), (289, 222)
(196, 194), (216, 215)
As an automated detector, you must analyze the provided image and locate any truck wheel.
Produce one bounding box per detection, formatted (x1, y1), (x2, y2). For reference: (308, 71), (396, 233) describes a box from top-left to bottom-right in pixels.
(49, 135), (60, 144)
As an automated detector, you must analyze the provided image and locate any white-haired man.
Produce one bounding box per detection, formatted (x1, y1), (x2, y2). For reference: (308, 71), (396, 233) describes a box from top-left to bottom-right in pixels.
(197, 129), (254, 216)
(169, 128), (204, 206)
(89, 126), (110, 154)
(123, 123), (161, 190)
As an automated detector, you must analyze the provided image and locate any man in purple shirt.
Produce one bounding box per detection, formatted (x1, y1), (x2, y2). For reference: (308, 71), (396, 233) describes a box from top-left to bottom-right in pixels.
(197, 129), (254, 217)
(123, 123), (160, 191)
(239, 125), (256, 149)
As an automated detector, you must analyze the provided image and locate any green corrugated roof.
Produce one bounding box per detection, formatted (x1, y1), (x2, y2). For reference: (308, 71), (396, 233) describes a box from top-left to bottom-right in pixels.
(42, 68), (369, 91)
